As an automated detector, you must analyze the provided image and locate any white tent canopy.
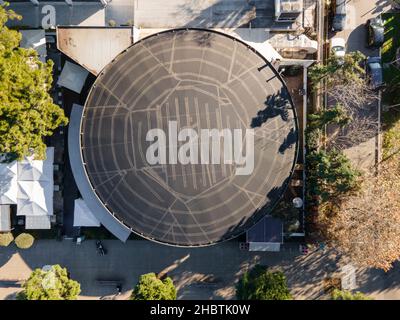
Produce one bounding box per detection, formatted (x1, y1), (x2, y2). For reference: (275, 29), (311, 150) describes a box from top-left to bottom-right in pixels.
(73, 198), (101, 227)
(0, 147), (55, 229)
(0, 161), (18, 205)
(18, 147), (54, 182)
(17, 180), (53, 216)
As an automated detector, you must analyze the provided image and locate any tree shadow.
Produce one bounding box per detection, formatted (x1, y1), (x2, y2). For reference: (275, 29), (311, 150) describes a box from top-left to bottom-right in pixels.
(279, 128), (298, 155)
(251, 90), (292, 128)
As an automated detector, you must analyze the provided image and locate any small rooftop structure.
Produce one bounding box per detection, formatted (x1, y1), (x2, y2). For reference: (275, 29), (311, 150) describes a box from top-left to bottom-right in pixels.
(246, 216), (283, 252)
(56, 27), (134, 75)
(25, 215), (51, 230)
(57, 61), (89, 94)
(0, 205), (11, 232)
(268, 33), (318, 58)
(16, 148), (54, 222)
(0, 148), (56, 230)
(274, 0), (303, 22)
(73, 198), (101, 227)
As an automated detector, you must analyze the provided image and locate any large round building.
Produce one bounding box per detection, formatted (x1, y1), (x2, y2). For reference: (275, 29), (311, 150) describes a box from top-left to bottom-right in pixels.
(74, 28), (298, 246)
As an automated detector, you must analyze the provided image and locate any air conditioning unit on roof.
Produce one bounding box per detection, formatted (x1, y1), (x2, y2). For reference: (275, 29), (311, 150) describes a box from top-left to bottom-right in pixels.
(292, 3), (302, 11)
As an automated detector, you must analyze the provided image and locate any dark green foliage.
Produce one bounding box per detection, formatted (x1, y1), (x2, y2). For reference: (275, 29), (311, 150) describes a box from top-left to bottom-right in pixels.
(131, 273), (177, 300)
(331, 289), (372, 300)
(308, 104), (351, 130)
(306, 149), (361, 202)
(236, 265), (292, 300)
(308, 51), (366, 88)
(272, 201), (300, 233)
(0, 4), (68, 161)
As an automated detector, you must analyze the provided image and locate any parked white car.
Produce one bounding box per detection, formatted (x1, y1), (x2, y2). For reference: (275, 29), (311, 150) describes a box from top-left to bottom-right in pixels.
(330, 37), (346, 58)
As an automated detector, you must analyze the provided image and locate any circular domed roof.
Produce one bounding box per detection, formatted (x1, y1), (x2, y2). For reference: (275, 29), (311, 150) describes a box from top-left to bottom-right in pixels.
(81, 29), (298, 246)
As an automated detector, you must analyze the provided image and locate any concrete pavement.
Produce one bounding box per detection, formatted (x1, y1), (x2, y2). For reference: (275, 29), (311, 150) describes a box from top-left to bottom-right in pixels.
(1, 240), (399, 300)
(0, 240), (298, 300)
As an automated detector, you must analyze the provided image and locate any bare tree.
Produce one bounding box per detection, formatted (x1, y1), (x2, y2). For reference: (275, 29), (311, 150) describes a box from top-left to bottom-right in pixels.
(327, 81), (379, 114)
(318, 159), (400, 271)
(324, 81), (379, 150)
(326, 114), (378, 150)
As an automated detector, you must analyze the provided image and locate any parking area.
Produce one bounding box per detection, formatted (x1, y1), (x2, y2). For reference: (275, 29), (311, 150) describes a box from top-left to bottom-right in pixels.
(331, 0), (390, 57)
(328, 0), (392, 171)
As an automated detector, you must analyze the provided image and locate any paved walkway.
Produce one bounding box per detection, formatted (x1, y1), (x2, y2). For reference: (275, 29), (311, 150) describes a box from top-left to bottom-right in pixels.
(1, 240), (399, 300)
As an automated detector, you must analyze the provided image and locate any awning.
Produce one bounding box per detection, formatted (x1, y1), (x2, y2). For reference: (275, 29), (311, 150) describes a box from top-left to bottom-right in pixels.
(17, 180), (53, 216)
(0, 161), (18, 205)
(17, 147), (54, 182)
(73, 198), (101, 227)
(0, 205), (11, 232)
(25, 215), (51, 230)
(57, 61), (89, 94)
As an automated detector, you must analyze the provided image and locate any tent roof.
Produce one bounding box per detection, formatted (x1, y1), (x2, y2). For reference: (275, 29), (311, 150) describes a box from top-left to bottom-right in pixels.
(57, 61), (89, 94)
(73, 198), (101, 227)
(17, 180), (53, 216)
(0, 162), (18, 205)
(18, 147), (54, 182)
(25, 215), (51, 230)
(0, 205), (11, 232)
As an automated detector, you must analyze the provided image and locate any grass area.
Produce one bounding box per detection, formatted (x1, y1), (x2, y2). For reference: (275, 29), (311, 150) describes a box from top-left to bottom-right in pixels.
(382, 13), (400, 158)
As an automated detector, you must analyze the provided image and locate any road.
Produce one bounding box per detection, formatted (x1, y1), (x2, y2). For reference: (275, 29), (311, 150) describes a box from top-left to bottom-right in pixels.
(328, 0), (392, 171)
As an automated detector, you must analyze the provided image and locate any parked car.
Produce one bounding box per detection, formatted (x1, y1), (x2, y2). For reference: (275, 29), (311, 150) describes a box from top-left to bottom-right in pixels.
(366, 17), (384, 48)
(330, 37), (346, 58)
(365, 57), (384, 90)
(332, 0), (347, 32)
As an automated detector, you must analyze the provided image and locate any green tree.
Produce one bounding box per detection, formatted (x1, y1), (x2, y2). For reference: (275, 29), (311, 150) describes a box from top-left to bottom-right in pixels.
(309, 51), (366, 88)
(131, 273), (177, 300)
(236, 265), (292, 300)
(0, 4), (68, 161)
(17, 265), (81, 300)
(308, 104), (351, 130)
(331, 289), (372, 300)
(307, 149), (360, 202)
